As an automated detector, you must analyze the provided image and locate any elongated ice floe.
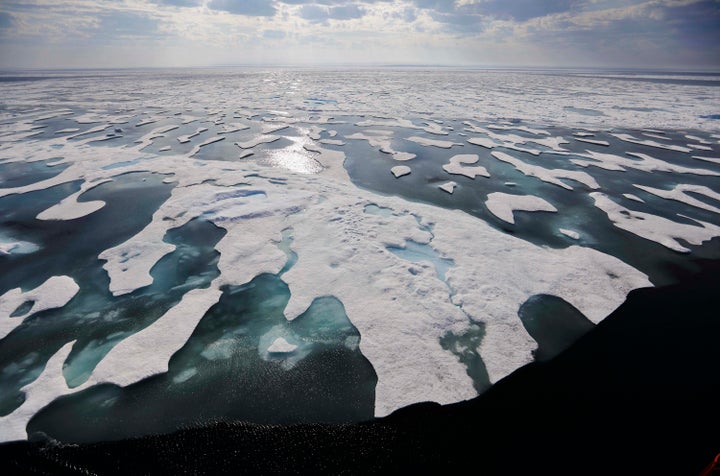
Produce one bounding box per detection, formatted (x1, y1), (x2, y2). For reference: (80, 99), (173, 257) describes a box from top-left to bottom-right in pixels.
(346, 131), (416, 161)
(0, 276), (79, 340)
(0, 342), (75, 442)
(559, 228), (580, 240)
(177, 127), (208, 143)
(85, 285), (223, 387)
(590, 192), (720, 253)
(491, 151), (599, 190)
(572, 150), (719, 176)
(633, 184), (720, 214)
(406, 136), (462, 149)
(442, 154), (490, 179)
(36, 179), (111, 221)
(575, 137), (609, 146)
(485, 192), (558, 224)
(611, 133), (692, 153)
(234, 135), (280, 149)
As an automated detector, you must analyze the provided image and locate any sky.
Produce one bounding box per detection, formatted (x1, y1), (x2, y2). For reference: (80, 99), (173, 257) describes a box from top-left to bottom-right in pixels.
(0, 0), (718, 69)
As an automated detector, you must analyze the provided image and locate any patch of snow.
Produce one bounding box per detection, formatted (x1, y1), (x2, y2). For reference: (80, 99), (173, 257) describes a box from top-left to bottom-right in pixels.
(485, 192), (558, 224)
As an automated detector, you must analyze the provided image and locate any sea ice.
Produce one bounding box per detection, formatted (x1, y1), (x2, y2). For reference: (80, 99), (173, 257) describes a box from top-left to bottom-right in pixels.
(267, 337), (298, 353)
(633, 184), (720, 214)
(406, 136), (462, 149)
(0, 342), (74, 442)
(439, 181), (457, 194)
(559, 228), (580, 240)
(36, 179), (110, 221)
(485, 192), (558, 224)
(611, 133), (692, 153)
(0, 276), (79, 340)
(590, 192), (720, 253)
(442, 154), (490, 179)
(234, 135), (280, 150)
(491, 151), (599, 190)
(391, 166), (411, 178)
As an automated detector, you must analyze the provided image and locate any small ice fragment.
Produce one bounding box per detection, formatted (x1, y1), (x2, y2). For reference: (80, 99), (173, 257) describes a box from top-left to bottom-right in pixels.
(559, 228), (580, 240)
(267, 337), (297, 353)
(439, 181), (457, 194)
(623, 193), (645, 203)
(391, 166), (411, 178)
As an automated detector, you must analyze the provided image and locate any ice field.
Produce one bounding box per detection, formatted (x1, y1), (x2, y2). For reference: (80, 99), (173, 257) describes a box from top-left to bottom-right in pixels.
(1, 68), (719, 443)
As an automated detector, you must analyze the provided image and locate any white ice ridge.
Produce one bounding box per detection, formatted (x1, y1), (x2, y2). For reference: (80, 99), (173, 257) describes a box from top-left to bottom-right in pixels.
(442, 154), (490, 179)
(571, 150), (720, 176)
(0, 341), (75, 443)
(485, 192), (558, 224)
(188, 135), (224, 156)
(36, 179), (111, 221)
(267, 337), (298, 353)
(406, 136), (462, 149)
(611, 133), (692, 153)
(633, 184), (720, 214)
(491, 151), (600, 190)
(693, 156), (720, 165)
(391, 166), (411, 178)
(590, 192), (720, 253)
(356, 118), (448, 135)
(0, 276), (80, 340)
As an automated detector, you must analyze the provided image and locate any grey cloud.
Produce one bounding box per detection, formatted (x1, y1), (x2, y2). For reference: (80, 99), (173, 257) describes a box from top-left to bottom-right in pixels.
(207, 0), (277, 16)
(151, 0), (202, 7)
(299, 3), (367, 22)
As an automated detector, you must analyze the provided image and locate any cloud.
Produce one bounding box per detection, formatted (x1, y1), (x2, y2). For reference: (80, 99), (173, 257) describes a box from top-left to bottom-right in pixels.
(151, 0), (202, 6)
(207, 0), (277, 16)
(299, 3), (367, 22)
(263, 29), (286, 38)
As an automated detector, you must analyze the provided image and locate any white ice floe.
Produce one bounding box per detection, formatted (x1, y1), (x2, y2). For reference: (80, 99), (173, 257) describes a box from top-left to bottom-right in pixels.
(0, 276), (79, 340)
(188, 135), (225, 156)
(85, 285), (223, 388)
(234, 135), (280, 150)
(623, 193), (645, 203)
(267, 337), (298, 354)
(177, 127), (208, 144)
(688, 143), (713, 151)
(346, 131), (416, 161)
(442, 154), (490, 179)
(574, 137), (609, 147)
(590, 192), (720, 253)
(36, 179), (110, 221)
(633, 184), (720, 214)
(491, 151), (599, 190)
(406, 136), (462, 149)
(466, 137), (498, 149)
(686, 134), (712, 145)
(0, 342), (75, 443)
(319, 139), (345, 146)
(559, 228), (580, 240)
(485, 192), (558, 224)
(391, 166), (411, 178)
(217, 123), (250, 134)
(487, 124), (550, 136)
(439, 181), (457, 194)
(262, 123), (289, 134)
(572, 150), (719, 176)
(693, 156), (720, 165)
(611, 133), (692, 153)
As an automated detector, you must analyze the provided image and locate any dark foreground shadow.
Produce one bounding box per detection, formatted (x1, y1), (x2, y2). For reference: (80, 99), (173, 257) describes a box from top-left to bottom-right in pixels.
(2, 261), (720, 476)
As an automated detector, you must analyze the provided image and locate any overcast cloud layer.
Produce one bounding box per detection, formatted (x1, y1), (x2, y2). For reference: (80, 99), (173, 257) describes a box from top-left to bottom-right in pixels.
(0, 0), (718, 69)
